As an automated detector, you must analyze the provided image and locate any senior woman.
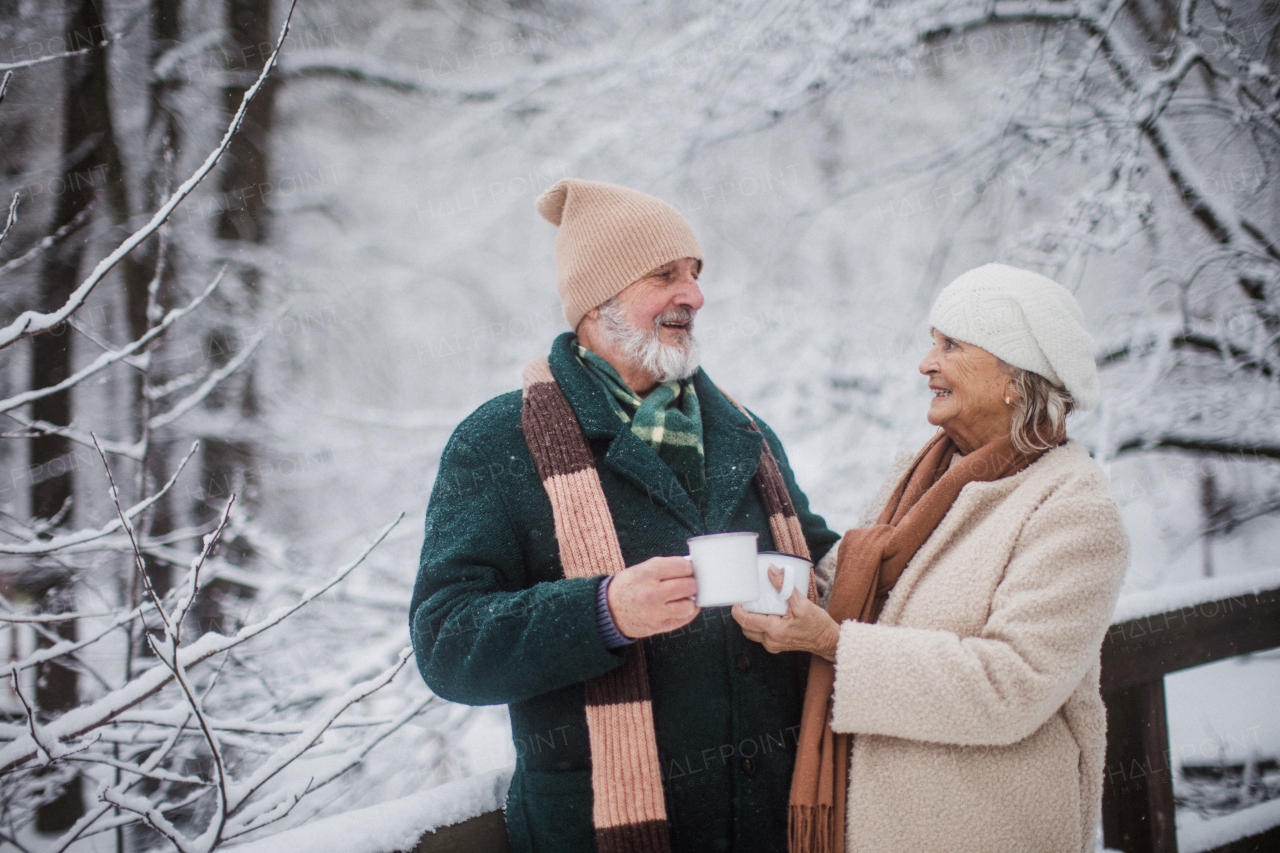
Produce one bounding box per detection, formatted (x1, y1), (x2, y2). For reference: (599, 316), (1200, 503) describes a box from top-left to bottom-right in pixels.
(734, 263), (1128, 853)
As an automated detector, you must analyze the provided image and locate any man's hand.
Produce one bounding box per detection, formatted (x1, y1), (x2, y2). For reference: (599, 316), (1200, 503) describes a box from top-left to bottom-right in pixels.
(732, 567), (841, 662)
(607, 556), (700, 639)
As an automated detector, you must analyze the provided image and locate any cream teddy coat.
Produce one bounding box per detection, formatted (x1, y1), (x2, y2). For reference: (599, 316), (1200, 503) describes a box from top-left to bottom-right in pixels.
(816, 439), (1128, 853)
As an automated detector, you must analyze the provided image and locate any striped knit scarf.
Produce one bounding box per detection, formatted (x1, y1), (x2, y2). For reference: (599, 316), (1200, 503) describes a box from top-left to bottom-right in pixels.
(521, 356), (813, 853)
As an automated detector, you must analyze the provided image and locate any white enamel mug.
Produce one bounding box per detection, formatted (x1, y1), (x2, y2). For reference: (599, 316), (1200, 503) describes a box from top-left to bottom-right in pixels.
(687, 532), (760, 607)
(742, 552), (811, 615)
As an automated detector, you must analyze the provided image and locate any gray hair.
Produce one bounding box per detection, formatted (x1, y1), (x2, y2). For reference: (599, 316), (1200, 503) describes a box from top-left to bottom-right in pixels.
(1003, 365), (1075, 455)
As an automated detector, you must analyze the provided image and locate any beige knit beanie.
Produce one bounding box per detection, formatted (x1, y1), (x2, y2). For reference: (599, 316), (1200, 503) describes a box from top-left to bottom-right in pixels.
(535, 178), (703, 329)
(929, 263), (1101, 410)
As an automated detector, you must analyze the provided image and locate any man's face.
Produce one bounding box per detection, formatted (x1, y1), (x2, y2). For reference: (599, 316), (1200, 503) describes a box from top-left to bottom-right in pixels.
(610, 257), (704, 343)
(595, 257), (704, 385)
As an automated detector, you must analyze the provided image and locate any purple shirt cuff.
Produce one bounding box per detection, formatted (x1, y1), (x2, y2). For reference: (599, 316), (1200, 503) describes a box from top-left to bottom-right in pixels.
(596, 575), (635, 650)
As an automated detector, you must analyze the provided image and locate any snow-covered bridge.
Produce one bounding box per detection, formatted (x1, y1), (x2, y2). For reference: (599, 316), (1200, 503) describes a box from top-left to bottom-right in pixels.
(227, 572), (1280, 853)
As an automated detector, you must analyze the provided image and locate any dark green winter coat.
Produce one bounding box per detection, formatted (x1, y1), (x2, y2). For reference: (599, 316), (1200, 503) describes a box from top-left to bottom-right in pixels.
(411, 332), (838, 853)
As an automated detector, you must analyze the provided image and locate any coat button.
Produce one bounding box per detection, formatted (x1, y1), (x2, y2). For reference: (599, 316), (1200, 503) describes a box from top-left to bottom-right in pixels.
(736, 653), (750, 672)
(741, 757), (756, 776)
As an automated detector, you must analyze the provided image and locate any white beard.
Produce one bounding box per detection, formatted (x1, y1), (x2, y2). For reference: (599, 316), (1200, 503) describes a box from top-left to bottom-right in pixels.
(597, 298), (701, 383)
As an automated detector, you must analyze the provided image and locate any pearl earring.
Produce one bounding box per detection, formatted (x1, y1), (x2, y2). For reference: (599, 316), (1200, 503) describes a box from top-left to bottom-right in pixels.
(1005, 396), (1012, 405)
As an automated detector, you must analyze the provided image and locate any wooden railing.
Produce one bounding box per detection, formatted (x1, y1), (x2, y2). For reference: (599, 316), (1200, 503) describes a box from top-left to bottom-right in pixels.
(412, 811), (510, 852)
(1100, 584), (1280, 853)
(398, 586), (1280, 853)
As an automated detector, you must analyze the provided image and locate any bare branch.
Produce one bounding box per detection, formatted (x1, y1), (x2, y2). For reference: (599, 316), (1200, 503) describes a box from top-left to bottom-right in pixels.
(109, 709), (405, 735)
(0, 193), (17, 252)
(0, 46), (95, 73)
(68, 785), (212, 848)
(1097, 330), (1276, 377)
(146, 369), (205, 402)
(0, 415), (138, 460)
(64, 752), (208, 786)
(148, 319), (271, 431)
(11, 673), (51, 765)
(146, 630), (230, 848)
(225, 690), (438, 838)
(91, 432), (186, 658)
(171, 497), (236, 643)
(278, 50), (429, 93)
(0, 609), (124, 624)
(1113, 436), (1280, 461)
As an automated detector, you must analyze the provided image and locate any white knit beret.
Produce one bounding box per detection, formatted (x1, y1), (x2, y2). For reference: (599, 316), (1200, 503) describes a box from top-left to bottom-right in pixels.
(928, 263), (1100, 411)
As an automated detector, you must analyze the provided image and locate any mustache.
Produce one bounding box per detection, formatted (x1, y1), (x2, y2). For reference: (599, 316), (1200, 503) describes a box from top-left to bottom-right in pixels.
(654, 306), (696, 331)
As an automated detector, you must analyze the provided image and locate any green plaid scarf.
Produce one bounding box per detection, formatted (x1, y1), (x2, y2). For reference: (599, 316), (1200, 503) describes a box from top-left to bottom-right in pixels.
(575, 341), (706, 516)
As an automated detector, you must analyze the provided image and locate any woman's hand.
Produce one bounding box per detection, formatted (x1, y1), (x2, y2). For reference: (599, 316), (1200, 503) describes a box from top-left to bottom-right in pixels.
(731, 567), (841, 662)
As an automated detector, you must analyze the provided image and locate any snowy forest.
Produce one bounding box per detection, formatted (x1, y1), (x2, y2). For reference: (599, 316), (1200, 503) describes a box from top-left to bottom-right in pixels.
(0, 0), (1278, 851)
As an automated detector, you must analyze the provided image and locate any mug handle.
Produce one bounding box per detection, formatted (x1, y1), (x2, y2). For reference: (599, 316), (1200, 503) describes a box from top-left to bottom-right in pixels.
(775, 563), (796, 606)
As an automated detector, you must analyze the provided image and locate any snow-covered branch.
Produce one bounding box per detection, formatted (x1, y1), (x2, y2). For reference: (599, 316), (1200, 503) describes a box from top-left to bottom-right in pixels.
(0, 269), (224, 416)
(0, 201), (93, 277)
(223, 650), (413, 823)
(0, 441), (196, 557)
(0, 512), (402, 773)
(0, 0), (298, 350)
(0, 193), (17, 252)
(903, 0), (1279, 280)
(147, 318), (272, 432)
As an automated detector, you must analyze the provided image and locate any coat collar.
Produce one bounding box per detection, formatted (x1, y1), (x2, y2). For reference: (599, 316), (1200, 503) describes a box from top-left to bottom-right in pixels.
(547, 332), (763, 535)
(876, 439), (1091, 626)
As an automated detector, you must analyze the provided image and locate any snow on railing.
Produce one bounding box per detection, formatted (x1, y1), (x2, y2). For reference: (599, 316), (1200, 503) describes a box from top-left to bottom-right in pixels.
(225, 769), (511, 853)
(1178, 798), (1280, 853)
(221, 576), (1280, 853)
(1111, 567), (1280, 625)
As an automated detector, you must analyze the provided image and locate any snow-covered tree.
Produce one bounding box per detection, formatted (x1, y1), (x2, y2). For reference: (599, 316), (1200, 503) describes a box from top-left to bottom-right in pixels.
(0, 5), (445, 849)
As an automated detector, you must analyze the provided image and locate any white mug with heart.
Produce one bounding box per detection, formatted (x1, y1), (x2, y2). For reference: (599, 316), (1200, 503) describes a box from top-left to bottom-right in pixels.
(686, 532), (760, 607)
(742, 552), (812, 615)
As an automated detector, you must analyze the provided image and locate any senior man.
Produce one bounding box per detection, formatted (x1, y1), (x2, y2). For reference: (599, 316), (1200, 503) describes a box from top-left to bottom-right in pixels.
(410, 178), (838, 853)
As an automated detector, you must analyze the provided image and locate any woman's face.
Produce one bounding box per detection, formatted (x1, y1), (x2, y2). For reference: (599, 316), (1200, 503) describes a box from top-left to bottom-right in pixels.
(918, 329), (1014, 454)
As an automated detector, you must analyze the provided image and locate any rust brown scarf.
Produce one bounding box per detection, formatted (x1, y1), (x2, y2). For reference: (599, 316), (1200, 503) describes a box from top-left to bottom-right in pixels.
(788, 430), (1048, 853)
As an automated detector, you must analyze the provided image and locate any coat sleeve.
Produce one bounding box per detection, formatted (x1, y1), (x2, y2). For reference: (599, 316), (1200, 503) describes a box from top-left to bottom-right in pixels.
(830, 476), (1128, 746)
(410, 432), (626, 706)
(756, 419), (840, 565)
